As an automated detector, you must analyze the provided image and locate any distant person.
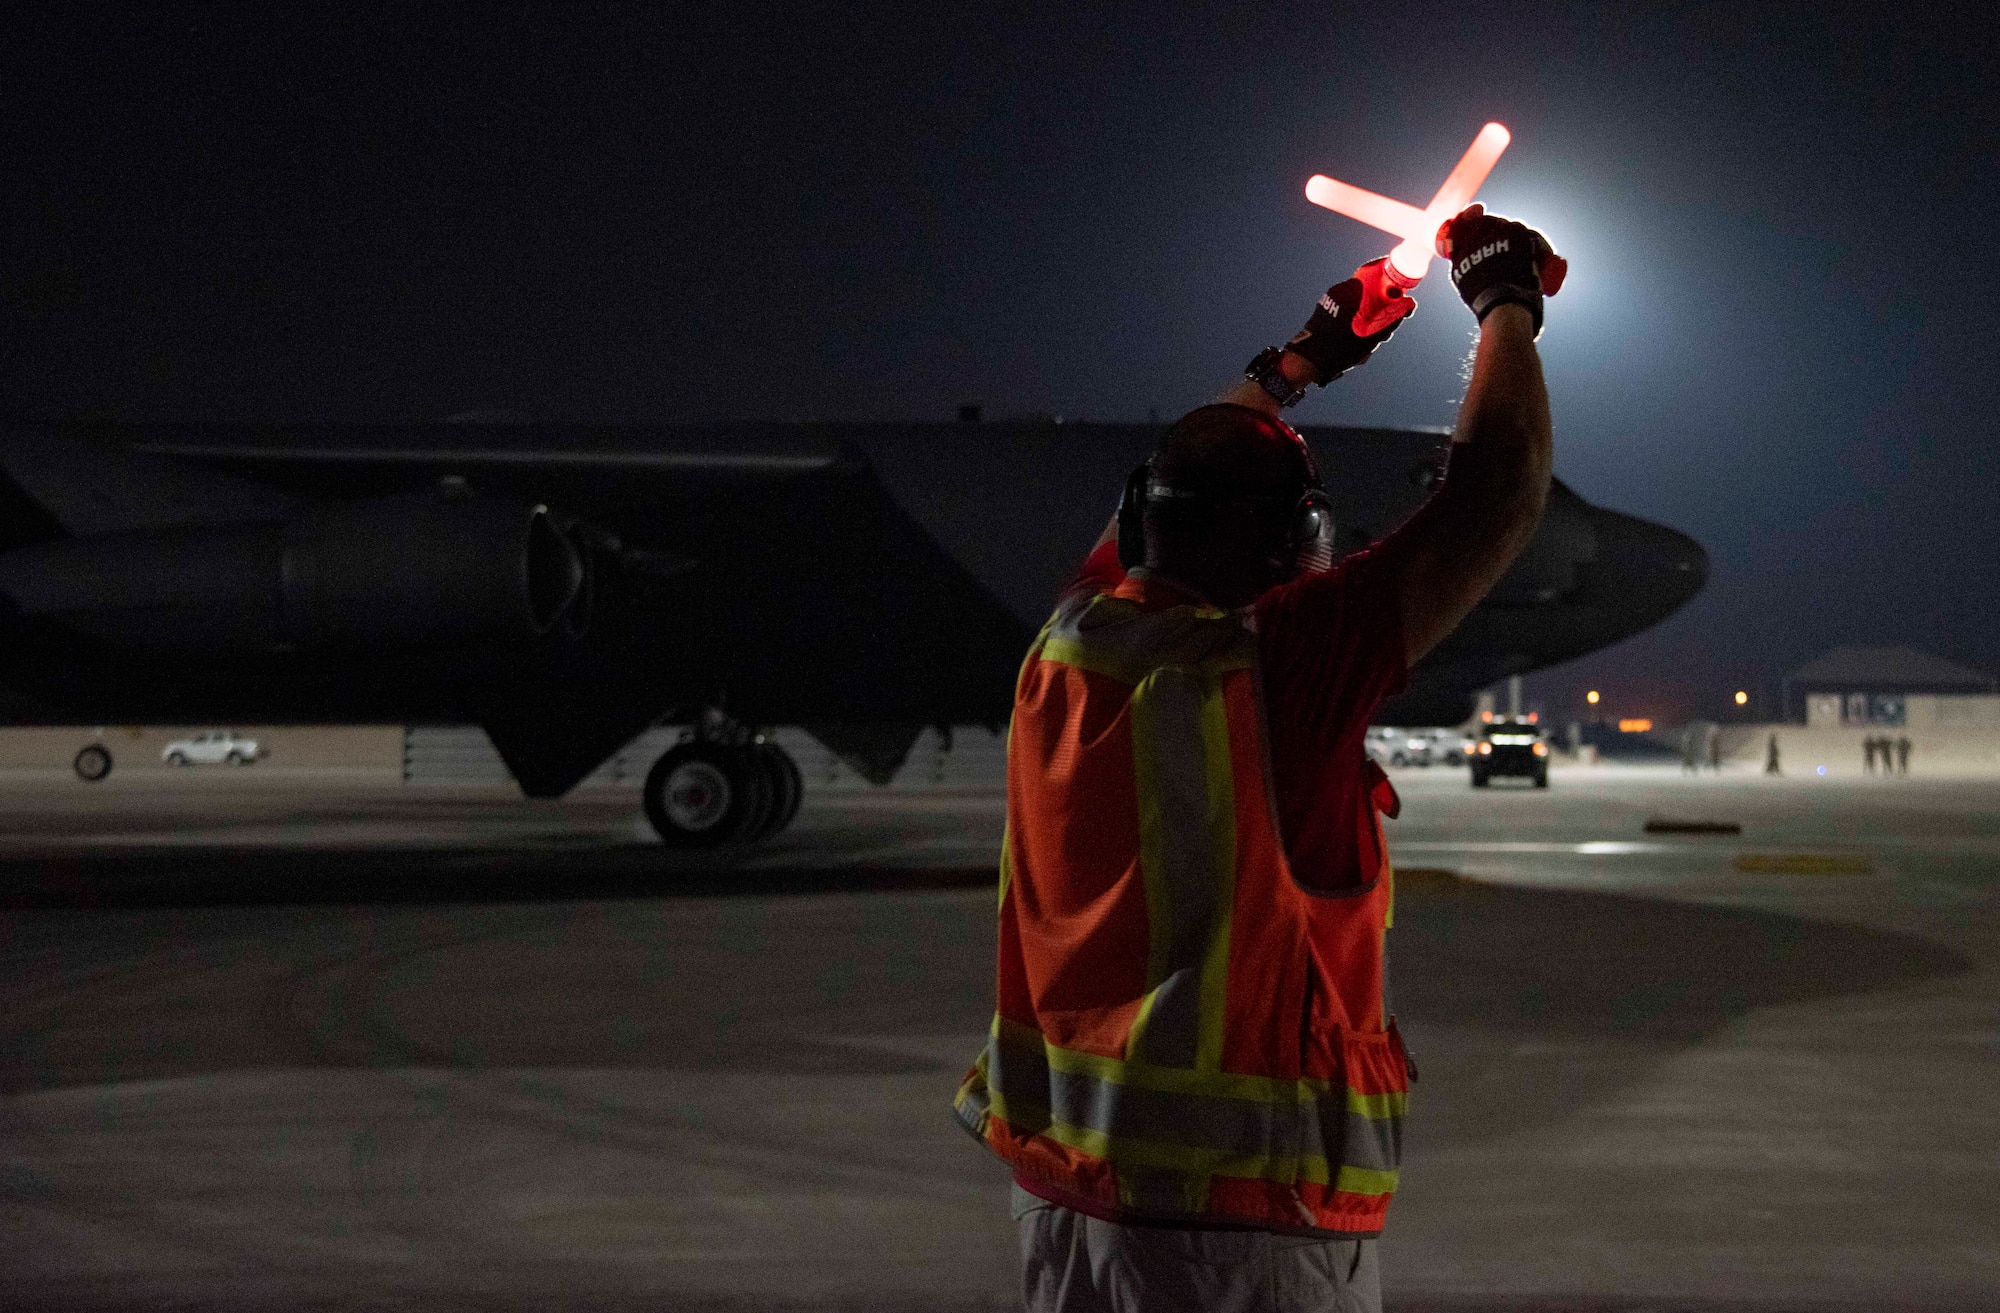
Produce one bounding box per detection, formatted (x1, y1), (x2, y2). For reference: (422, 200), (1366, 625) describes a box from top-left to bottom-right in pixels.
(1765, 732), (1782, 775)
(1897, 734), (1912, 775)
(954, 207), (1565, 1313)
(1681, 724), (1700, 775)
(1863, 736), (1878, 775)
(1705, 722), (1722, 774)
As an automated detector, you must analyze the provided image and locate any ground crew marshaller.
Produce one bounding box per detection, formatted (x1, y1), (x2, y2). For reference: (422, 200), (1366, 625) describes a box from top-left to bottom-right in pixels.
(954, 205), (1565, 1313)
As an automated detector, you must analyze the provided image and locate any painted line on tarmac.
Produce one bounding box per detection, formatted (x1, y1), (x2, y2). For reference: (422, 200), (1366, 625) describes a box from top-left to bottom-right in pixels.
(1392, 841), (1683, 855)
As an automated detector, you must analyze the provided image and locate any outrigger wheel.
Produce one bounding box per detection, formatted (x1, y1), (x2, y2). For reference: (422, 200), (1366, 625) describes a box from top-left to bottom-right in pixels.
(74, 744), (114, 782)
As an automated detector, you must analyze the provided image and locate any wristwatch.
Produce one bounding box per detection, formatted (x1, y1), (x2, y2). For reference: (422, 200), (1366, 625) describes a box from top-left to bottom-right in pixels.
(1245, 346), (1308, 408)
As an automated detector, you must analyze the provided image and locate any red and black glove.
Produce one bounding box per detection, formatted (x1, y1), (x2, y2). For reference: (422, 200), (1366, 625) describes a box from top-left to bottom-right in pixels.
(1435, 204), (1567, 335)
(1283, 258), (1416, 385)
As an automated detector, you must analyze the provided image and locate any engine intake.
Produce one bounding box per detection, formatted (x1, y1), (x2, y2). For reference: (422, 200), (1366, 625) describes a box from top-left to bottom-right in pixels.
(0, 492), (584, 653)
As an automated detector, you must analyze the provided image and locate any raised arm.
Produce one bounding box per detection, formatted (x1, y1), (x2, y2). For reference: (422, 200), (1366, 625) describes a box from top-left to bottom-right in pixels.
(1223, 257), (1416, 417)
(1391, 206), (1567, 665)
(1394, 302), (1550, 662)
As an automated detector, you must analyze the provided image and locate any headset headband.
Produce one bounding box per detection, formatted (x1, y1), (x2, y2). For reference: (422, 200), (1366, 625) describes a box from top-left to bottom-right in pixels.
(1116, 410), (1332, 572)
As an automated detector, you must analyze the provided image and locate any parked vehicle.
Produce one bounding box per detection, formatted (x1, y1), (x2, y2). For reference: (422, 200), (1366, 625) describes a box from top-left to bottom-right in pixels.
(161, 730), (262, 766)
(1426, 727), (1471, 766)
(1366, 726), (1436, 768)
(1469, 718), (1548, 788)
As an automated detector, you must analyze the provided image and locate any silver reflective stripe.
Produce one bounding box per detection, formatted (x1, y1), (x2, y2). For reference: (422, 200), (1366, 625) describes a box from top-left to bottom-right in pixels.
(1338, 1105), (1400, 1174)
(973, 1022), (1404, 1182)
(1126, 664), (1235, 1071)
(998, 1042), (1312, 1160)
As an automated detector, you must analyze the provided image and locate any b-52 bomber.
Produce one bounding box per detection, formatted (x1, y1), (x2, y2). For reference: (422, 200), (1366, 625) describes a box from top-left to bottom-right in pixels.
(0, 419), (1704, 846)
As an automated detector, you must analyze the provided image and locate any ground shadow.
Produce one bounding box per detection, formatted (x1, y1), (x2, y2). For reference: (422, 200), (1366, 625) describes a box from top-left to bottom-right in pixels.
(1389, 877), (1968, 1043)
(0, 846), (997, 909)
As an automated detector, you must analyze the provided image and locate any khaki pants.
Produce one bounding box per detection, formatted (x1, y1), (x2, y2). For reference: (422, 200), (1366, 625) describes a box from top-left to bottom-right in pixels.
(1014, 1186), (1381, 1313)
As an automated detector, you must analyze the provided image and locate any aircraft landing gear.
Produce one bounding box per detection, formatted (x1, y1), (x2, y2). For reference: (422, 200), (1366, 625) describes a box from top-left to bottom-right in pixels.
(642, 731), (803, 848)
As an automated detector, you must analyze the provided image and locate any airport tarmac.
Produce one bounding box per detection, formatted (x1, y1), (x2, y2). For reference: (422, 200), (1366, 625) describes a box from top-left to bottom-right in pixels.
(1, 767), (1996, 1311)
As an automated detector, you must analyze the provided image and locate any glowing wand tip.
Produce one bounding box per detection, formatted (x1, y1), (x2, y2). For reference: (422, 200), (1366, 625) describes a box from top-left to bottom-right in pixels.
(1304, 122), (1513, 285)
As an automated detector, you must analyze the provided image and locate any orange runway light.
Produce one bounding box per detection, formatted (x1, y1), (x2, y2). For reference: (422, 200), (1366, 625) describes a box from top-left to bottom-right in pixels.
(1305, 122), (1510, 284)
(1618, 718), (1653, 733)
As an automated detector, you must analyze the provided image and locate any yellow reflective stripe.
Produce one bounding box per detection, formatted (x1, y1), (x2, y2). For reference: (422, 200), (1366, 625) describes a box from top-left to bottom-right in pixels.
(1128, 684), (1174, 993)
(984, 1084), (1334, 1184)
(1038, 592), (1258, 687)
(997, 824), (1014, 910)
(996, 1016), (1333, 1104)
(1040, 634), (1146, 685)
(1334, 1166), (1399, 1196)
(994, 1017), (1406, 1119)
(1041, 638), (1257, 687)
(1194, 679), (1236, 1073)
(992, 1091), (1399, 1198)
(1345, 1089), (1408, 1121)
(1122, 660), (1242, 1071)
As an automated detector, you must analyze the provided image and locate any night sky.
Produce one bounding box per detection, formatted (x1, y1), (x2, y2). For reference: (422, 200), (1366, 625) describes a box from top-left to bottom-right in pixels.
(5, 4), (1996, 724)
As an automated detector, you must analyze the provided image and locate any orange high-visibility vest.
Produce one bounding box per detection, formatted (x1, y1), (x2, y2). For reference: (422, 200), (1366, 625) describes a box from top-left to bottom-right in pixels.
(954, 575), (1410, 1236)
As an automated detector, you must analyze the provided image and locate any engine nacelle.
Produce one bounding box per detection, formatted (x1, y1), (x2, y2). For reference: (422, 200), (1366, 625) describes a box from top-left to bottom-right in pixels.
(0, 492), (584, 653)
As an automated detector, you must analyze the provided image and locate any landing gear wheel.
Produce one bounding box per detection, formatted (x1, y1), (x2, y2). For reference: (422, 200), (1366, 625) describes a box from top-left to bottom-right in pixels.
(772, 743), (803, 832)
(644, 743), (762, 848)
(747, 740), (803, 840)
(74, 744), (114, 782)
(733, 746), (777, 842)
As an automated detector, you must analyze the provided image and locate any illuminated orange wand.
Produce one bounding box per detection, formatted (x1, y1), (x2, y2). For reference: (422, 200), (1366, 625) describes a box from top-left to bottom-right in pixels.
(1305, 122), (1513, 287)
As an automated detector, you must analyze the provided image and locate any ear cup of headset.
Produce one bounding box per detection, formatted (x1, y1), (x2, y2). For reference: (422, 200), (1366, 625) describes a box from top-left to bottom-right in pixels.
(1294, 490), (1336, 574)
(1116, 462), (1150, 568)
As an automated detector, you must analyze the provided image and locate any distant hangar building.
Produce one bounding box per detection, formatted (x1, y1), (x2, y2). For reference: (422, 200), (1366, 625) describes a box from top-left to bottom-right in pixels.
(1787, 645), (2000, 729)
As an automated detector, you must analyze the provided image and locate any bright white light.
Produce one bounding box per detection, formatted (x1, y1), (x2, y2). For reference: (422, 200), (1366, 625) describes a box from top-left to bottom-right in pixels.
(1305, 122), (1511, 284)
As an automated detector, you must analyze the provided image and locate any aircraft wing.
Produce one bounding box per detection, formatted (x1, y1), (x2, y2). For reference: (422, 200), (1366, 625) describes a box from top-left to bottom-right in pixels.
(0, 419), (1706, 798)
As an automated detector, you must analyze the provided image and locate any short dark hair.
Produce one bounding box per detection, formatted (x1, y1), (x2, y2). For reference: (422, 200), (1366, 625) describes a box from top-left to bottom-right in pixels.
(1150, 404), (1312, 501)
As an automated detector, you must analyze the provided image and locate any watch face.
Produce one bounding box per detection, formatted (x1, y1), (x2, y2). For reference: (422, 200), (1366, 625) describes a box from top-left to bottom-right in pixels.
(1245, 348), (1303, 406)
(1259, 367), (1302, 407)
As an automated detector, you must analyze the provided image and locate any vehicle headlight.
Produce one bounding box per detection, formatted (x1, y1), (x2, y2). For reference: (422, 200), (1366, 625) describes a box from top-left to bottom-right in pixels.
(1532, 742), (1548, 756)
(1478, 742), (1492, 755)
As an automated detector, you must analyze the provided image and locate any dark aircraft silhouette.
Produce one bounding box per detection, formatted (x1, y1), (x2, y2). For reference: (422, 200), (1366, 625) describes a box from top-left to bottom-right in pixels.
(0, 420), (1704, 844)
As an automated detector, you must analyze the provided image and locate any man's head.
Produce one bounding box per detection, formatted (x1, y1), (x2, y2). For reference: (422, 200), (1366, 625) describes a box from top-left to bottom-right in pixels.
(1122, 403), (1331, 609)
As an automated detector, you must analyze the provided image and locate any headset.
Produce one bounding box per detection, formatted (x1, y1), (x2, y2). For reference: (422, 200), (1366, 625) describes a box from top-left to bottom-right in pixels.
(1117, 416), (1335, 577)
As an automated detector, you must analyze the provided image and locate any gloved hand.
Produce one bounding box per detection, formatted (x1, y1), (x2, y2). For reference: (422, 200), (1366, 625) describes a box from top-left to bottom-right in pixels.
(1283, 258), (1416, 385)
(1435, 204), (1567, 334)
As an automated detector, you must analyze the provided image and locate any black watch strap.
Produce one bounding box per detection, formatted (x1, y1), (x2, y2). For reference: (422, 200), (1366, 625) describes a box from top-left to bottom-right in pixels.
(1245, 346), (1307, 408)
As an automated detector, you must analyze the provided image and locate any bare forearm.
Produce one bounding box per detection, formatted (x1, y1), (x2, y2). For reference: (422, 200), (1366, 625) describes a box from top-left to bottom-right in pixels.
(1216, 349), (1319, 417)
(1396, 303), (1553, 663)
